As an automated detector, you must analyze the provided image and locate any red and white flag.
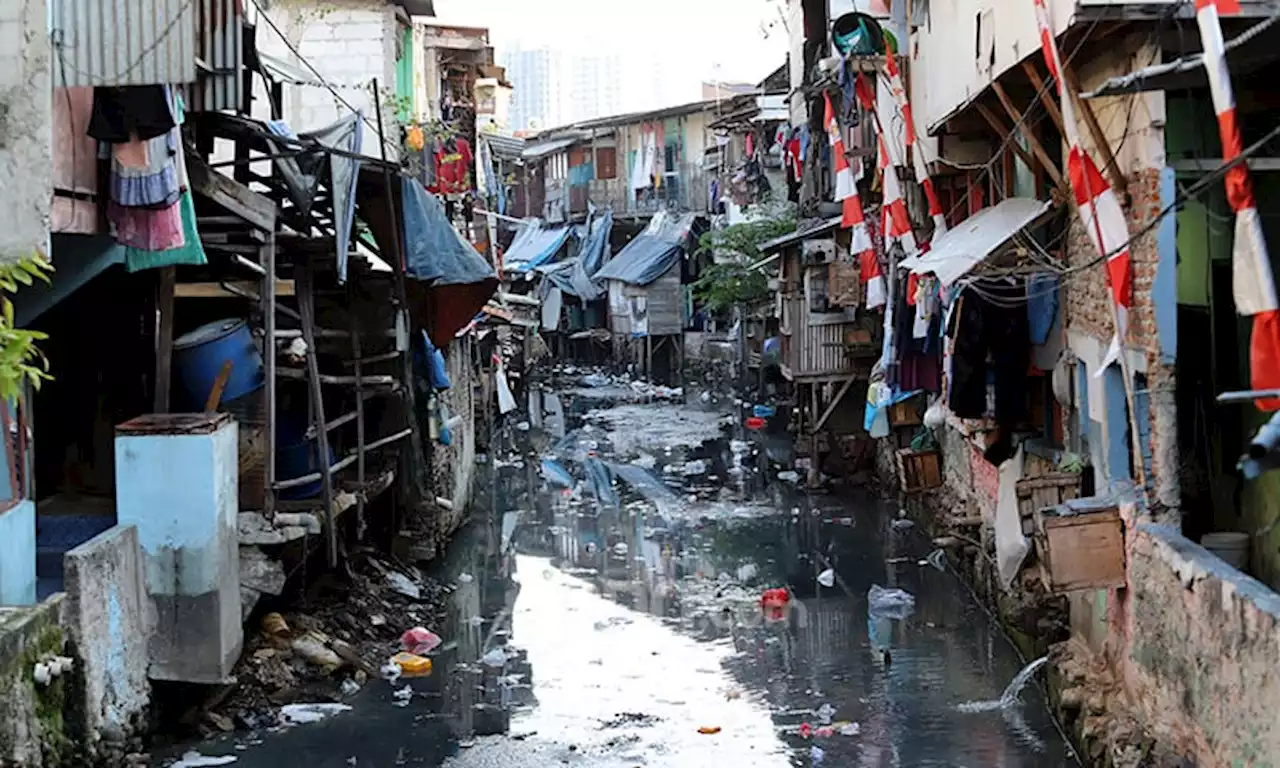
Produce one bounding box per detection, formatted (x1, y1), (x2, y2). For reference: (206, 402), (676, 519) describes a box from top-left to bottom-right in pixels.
(824, 93), (873, 253)
(1195, 0), (1280, 409)
(884, 54), (948, 238)
(856, 73), (917, 255)
(1033, 0), (1132, 372)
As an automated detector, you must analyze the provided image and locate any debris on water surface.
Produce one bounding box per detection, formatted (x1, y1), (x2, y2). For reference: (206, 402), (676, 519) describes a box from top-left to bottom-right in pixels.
(390, 652), (432, 678)
(811, 745), (826, 763)
(891, 518), (915, 530)
(816, 703), (836, 724)
(697, 726), (722, 735)
(400, 627), (442, 655)
(868, 585), (916, 619)
(392, 685), (414, 705)
(279, 703), (352, 726)
(171, 751), (238, 767)
(817, 568), (835, 588)
(837, 721), (861, 737)
(340, 678), (362, 697)
(482, 647), (509, 668)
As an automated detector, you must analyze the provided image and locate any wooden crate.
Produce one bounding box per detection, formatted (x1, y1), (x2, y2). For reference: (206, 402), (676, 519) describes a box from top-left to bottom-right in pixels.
(889, 396), (922, 426)
(896, 449), (942, 493)
(1016, 472), (1083, 535)
(1035, 497), (1126, 593)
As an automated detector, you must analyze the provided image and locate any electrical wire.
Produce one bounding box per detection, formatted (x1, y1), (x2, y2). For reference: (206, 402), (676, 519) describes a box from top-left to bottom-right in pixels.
(247, 0), (401, 156)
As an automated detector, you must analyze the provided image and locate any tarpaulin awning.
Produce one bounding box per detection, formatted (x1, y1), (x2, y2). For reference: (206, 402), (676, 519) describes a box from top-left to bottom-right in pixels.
(398, 178), (498, 345)
(594, 211), (697, 286)
(898, 198), (1054, 286)
(504, 219), (572, 272)
(1082, 12), (1280, 99)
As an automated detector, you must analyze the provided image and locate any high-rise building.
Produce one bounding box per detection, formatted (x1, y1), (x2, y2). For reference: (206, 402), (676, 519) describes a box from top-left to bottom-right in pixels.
(564, 53), (623, 124)
(501, 45), (564, 132)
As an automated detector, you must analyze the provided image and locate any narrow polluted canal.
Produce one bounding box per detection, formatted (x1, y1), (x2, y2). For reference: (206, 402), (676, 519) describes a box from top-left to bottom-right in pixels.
(173, 371), (1076, 768)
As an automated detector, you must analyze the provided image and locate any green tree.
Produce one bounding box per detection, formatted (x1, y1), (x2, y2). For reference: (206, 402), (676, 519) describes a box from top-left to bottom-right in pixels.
(692, 210), (796, 313)
(0, 255), (53, 402)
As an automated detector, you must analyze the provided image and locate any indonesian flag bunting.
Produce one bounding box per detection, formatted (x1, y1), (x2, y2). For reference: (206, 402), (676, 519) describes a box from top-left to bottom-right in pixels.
(856, 72), (917, 255)
(861, 249), (886, 310)
(1195, 0), (1280, 409)
(824, 91), (875, 302)
(823, 93), (873, 251)
(1033, 0), (1132, 374)
(884, 54), (948, 237)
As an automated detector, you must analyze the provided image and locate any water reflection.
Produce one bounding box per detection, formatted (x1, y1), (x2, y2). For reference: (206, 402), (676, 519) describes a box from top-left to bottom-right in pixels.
(470, 380), (1076, 768)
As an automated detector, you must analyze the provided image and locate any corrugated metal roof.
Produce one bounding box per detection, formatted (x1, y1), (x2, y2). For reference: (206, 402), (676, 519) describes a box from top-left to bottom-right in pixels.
(51, 0), (198, 87)
(898, 198), (1054, 286)
(523, 136), (583, 160)
(189, 0), (243, 112)
(483, 132), (525, 161)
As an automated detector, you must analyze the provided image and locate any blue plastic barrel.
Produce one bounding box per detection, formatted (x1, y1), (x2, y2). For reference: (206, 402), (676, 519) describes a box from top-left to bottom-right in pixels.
(276, 416), (337, 500)
(173, 318), (264, 410)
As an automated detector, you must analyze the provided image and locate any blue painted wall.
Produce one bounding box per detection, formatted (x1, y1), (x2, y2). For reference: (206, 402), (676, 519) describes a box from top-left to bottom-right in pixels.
(115, 421), (238, 597)
(0, 500), (36, 605)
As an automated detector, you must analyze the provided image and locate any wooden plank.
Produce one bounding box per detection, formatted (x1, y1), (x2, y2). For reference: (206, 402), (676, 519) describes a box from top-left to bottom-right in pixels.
(1019, 61), (1067, 140)
(1040, 508), (1126, 592)
(176, 280), (296, 298)
(153, 267), (175, 413)
(1062, 66), (1128, 194)
(990, 82), (1068, 192)
(297, 262), (338, 568)
(813, 374), (857, 432)
(186, 155), (277, 232)
(974, 102), (1041, 183)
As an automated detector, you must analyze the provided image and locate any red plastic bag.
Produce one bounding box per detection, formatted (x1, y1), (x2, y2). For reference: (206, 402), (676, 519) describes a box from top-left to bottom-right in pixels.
(400, 627), (443, 655)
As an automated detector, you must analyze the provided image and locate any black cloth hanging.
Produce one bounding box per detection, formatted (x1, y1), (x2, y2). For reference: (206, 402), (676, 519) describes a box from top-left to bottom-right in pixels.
(948, 280), (1030, 463)
(87, 86), (176, 143)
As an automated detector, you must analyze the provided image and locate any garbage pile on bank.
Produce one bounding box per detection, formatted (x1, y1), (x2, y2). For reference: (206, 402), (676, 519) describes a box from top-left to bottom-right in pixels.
(205, 552), (453, 733)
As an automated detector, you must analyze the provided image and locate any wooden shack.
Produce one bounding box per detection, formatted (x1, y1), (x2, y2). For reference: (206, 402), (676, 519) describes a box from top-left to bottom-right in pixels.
(595, 211), (700, 383)
(759, 218), (878, 452)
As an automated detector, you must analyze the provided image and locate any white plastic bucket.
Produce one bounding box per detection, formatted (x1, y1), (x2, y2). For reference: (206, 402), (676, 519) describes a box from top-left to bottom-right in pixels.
(1202, 532), (1250, 571)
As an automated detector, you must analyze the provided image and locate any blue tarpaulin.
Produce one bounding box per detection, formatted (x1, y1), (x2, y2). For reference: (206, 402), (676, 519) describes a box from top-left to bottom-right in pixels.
(579, 209), (613, 279)
(400, 178), (498, 344)
(594, 211), (697, 286)
(504, 219), (572, 272)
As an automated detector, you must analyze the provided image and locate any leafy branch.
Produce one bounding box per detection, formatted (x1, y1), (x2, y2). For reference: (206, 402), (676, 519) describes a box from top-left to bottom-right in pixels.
(692, 211), (797, 313)
(0, 255), (53, 402)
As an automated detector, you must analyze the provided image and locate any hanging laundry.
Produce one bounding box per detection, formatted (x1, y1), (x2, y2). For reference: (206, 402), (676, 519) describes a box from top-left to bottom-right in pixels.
(87, 85), (175, 143)
(110, 132), (181, 208)
(1026, 274), (1060, 346)
(115, 91), (208, 272)
(108, 200), (184, 251)
(434, 137), (473, 194)
(948, 281), (1029, 462)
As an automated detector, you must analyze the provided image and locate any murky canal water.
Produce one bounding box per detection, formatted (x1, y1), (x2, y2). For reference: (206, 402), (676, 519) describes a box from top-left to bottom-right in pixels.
(178, 376), (1076, 767)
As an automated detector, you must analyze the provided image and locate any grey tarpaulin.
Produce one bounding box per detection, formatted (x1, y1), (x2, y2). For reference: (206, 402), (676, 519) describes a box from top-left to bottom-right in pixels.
(265, 113), (363, 281)
(594, 211), (698, 286)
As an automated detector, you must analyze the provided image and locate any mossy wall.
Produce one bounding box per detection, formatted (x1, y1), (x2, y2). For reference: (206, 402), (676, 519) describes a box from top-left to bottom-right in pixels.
(0, 596), (78, 767)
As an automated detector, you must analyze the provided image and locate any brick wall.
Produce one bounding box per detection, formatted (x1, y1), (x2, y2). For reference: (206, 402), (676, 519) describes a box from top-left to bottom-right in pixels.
(0, 0), (51, 264)
(1116, 517), (1280, 766)
(257, 0), (400, 159)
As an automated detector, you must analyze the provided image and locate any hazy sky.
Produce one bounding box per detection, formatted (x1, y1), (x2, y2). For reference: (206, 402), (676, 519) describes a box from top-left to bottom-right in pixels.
(433, 0), (789, 103)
